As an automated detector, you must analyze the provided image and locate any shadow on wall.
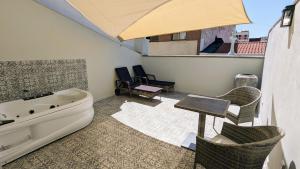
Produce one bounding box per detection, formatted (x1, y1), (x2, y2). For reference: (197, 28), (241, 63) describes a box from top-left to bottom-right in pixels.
(289, 161), (296, 169)
(268, 95), (286, 169)
(268, 96), (297, 169)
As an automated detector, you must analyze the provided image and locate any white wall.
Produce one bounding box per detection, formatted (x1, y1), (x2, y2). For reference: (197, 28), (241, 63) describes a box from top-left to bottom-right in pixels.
(142, 55), (264, 96)
(148, 40), (198, 55)
(0, 0), (142, 101)
(260, 2), (300, 168)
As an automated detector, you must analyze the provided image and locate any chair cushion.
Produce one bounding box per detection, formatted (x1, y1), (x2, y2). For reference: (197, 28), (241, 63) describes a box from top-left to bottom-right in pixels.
(210, 135), (236, 144)
(227, 104), (240, 117)
(148, 80), (175, 86)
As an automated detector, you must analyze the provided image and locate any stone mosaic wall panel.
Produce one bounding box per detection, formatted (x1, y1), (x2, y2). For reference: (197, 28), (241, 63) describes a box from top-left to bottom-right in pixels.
(0, 59), (88, 103)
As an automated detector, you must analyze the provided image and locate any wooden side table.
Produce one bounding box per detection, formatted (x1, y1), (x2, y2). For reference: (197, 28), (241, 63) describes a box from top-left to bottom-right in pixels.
(134, 85), (162, 99)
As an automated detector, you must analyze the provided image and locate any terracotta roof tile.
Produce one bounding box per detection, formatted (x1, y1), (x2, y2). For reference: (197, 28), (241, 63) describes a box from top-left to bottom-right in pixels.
(215, 41), (267, 55)
(236, 41), (267, 55)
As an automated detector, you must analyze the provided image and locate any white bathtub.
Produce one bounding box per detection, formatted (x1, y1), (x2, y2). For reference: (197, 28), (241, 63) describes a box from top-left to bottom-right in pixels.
(0, 88), (94, 166)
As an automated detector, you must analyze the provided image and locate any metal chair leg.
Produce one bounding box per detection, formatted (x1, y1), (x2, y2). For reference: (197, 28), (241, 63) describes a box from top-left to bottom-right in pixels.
(194, 151), (198, 169)
(213, 117), (219, 134)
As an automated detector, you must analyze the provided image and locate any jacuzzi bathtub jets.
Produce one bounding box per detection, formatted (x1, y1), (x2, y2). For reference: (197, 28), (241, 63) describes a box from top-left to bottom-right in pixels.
(0, 88), (94, 166)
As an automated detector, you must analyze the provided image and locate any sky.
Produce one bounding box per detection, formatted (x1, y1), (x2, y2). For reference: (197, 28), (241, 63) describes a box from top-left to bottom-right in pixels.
(237, 0), (293, 38)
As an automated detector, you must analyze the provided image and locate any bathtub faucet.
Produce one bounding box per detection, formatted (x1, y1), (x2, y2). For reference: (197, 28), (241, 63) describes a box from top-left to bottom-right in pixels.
(22, 90), (54, 100)
(22, 89), (55, 101)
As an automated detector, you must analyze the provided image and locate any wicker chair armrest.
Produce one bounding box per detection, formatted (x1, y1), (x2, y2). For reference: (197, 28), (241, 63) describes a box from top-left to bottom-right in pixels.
(215, 87), (238, 98)
(238, 96), (260, 117)
(215, 93), (236, 102)
(239, 102), (257, 116)
(216, 87), (261, 105)
(221, 122), (280, 144)
(146, 74), (156, 80)
(240, 95), (261, 108)
(215, 94), (226, 99)
(195, 135), (276, 169)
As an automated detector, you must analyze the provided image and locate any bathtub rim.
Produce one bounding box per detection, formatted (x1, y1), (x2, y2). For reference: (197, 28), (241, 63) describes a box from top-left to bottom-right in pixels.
(0, 107), (94, 166)
(0, 88), (93, 131)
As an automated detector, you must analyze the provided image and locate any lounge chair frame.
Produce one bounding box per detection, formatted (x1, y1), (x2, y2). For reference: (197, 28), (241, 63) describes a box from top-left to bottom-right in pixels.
(115, 67), (162, 98)
(133, 65), (175, 92)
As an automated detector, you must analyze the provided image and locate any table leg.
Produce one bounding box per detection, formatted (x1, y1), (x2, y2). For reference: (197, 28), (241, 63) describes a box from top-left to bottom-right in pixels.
(198, 113), (206, 138)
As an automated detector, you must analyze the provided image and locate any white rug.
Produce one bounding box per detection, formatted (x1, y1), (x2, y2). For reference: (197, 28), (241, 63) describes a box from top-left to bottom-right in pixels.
(112, 94), (260, 147)
(112, 95), (220, 146)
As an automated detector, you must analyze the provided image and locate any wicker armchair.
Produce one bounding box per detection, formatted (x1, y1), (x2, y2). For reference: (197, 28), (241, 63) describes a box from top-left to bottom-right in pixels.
(215, 86), (261, 126)
(194, 122), (284, 169)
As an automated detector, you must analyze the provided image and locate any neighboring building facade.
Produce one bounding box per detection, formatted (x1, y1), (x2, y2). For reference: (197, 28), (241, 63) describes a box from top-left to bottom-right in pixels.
(148, 28), (267, 56)
(236, 30), (250, 42)
(148, 26), (235, 55)
(200, 26), (235, 51)
(203, 37), (268, 55)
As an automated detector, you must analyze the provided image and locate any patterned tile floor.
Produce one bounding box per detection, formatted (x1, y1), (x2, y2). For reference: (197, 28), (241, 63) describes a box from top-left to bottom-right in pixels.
(3, 93), (210, 169)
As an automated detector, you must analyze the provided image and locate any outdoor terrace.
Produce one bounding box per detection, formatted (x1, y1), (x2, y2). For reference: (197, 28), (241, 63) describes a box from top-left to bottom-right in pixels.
(3, 92), (260, 169)
(0, 0), (299, 168)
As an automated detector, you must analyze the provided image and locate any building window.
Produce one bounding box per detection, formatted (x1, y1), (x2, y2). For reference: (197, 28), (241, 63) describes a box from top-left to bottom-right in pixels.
(172, 32), (187, 41)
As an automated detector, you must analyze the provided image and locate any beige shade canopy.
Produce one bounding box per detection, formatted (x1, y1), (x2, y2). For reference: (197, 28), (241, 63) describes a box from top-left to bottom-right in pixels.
(67, 0), (250, 41)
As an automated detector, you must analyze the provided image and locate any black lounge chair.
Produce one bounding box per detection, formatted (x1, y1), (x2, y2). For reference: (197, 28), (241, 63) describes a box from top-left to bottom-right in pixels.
(132, 65), (175, 92)
(115, 67), (162, 98)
